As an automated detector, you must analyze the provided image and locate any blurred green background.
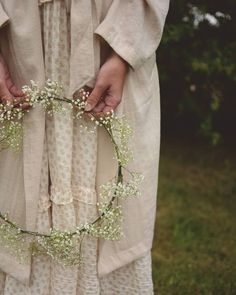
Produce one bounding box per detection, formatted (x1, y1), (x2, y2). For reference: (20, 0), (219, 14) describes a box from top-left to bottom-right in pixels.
(152, 1), (236, 294)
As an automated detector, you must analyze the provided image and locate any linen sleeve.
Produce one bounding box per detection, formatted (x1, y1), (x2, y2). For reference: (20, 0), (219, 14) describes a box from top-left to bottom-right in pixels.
(0, 3), (9, 29)
(95, 0), (170, 70)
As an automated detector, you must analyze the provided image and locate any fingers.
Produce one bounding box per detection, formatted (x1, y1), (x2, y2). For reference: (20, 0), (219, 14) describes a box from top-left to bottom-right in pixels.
(0, 80), (13, 104)
(13, 97), (31, 110)
(85, 82), (107, 112)
(4, 74), (29, 109)
(0, 79), (30, 110)
(19, 102), (31, 110)
(102, 88), (122, 113)
(93, 101), (106, 113)
(5, 75), (24, 97)
(89, 91), (122, 114)
(102, 105), (114, 113)
(89, 92), (121, 114)
(9, 84), (25, 97)
(0, 56), (28, 110)
(12, 96), (25, 106)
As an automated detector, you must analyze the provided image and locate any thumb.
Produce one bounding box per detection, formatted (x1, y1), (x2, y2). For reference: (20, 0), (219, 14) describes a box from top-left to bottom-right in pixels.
(85, 82), (107, 112)
(0, 80), (13, 103)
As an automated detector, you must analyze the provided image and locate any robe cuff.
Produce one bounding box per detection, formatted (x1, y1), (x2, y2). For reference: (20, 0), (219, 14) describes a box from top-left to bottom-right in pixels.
(95, 26), (143, 71)
(0, 4), (9, 28)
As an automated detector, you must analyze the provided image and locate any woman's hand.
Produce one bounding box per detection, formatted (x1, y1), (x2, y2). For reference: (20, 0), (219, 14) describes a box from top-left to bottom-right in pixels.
(0, 54), (26, 107)
(85, 51), (129, 114)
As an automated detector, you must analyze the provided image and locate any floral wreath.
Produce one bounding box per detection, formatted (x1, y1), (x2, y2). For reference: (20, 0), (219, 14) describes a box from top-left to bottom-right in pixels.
(0, 80), (143, 266)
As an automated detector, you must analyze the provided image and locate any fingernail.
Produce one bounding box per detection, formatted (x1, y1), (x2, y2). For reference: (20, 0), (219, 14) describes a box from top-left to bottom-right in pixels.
(85, 103), (92, 112)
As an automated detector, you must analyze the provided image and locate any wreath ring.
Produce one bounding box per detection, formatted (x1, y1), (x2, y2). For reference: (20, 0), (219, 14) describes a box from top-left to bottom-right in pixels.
(0, 80), (143, 266)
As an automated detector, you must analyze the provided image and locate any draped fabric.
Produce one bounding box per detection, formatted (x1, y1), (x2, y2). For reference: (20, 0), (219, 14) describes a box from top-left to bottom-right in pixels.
(0, 0), (169, 286)
(0, 1), (154, 294)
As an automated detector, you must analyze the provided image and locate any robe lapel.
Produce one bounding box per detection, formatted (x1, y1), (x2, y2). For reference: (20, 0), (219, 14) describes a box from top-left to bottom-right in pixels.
(69, 0), (100, 95)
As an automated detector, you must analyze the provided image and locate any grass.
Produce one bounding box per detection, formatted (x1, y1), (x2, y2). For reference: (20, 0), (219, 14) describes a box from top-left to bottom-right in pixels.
(152, 140), (236, 295)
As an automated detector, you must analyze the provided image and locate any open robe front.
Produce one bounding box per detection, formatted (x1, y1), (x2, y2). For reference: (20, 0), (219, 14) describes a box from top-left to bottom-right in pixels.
(0, 0), (169, 284)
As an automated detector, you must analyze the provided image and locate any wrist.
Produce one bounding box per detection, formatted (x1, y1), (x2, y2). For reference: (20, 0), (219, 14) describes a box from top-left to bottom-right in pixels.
(110, 50), (129, 71)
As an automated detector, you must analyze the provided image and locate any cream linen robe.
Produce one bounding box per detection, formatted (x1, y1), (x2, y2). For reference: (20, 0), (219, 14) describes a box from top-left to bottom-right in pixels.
(0, 0), (169, 285)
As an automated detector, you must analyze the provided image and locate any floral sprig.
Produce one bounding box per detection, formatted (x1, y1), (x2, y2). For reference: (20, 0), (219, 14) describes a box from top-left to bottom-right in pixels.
(0, 80), (143, 266)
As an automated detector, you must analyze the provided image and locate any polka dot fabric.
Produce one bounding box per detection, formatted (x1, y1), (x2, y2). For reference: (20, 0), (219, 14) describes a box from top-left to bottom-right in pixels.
(0, 0), (154, 294)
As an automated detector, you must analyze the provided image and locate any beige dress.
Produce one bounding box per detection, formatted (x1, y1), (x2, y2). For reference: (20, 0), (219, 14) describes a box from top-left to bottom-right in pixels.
(0, 0), (154, 294)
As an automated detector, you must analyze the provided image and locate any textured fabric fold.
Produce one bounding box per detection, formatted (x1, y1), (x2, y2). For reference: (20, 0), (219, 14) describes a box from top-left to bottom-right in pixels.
(69, 0), (96, 94)
(0, 3), (8, 28)
(37, 195), (51, 212)
(95, 0), (170, 70)
(50, 186), (74, 205)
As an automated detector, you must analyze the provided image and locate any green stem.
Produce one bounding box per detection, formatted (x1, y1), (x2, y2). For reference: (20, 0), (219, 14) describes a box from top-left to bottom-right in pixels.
(0, 212), (50, 237)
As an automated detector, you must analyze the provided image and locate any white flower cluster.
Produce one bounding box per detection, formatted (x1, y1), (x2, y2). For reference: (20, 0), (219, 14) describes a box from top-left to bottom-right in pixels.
(0, 97), (25, 151)
(35, 230), (83, 266)
(100, 173), (144, 201)
(0, 213), (31, 263)
(72, 89), (89, 119)
(23, 80), (67, 115)
(84, 204), (123, 241)
(89, 113), (133, 167)
(0, 102), (23, 122)
(0, 80), (92, 150)
(110, 117), (133, 166)
(0, 121), (22, 151)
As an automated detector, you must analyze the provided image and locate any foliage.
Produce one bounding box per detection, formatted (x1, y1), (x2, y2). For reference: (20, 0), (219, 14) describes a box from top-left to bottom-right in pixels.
(152, 140), (236, 294)
(158, 0), (236, 144)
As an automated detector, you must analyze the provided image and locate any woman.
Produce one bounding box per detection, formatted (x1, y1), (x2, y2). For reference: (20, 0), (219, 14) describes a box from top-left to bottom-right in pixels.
(0, 0), (169, 294)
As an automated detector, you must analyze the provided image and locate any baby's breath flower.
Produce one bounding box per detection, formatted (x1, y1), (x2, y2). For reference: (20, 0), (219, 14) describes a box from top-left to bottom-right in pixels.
(0, 121), (23, 151)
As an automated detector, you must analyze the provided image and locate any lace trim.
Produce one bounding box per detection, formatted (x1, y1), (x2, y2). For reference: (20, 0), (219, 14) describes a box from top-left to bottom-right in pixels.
(50, 186), (73, 205)
(48, 185), (97, 206)
(38, 194), (51, 212)
(72, 185), (97, 205)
